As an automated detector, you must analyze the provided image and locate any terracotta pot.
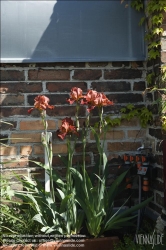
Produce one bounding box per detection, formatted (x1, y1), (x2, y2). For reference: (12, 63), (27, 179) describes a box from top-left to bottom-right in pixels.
(0, 237), (119, 250)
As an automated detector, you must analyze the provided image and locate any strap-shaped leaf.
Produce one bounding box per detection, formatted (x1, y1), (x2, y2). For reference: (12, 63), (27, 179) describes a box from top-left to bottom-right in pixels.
(29, 160), (50, 171)
(90, 127), (102, 154)
(111, 196), (153, 222)
(59, 194), (73, 214)
(107, 170), (128, 208)
(105, 215), (137, 231)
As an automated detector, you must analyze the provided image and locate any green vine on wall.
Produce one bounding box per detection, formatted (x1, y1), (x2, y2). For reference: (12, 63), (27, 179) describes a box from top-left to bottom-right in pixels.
(105, 104), (153, 129)
(130, 0), (166, 132)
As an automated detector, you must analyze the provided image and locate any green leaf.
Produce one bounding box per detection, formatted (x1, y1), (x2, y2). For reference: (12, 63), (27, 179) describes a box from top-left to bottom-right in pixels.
(29, 160), (50, 171)
(111, 196), (153, 223)
(120, 107), (126, 113)
(57, 188), (65, 200)
(51, 171), (65, 189)
(105, 215), (137, 231)
(107, 170), (128, 208)
(139, 17), (145, 26)
(90, 127), (102, 154)
(59, 194), (73, 214)
(32, 213), (47, 226)
(75, 210), (84, 232)
(58, 154), (68, 167)
(1, 226), (18, 234)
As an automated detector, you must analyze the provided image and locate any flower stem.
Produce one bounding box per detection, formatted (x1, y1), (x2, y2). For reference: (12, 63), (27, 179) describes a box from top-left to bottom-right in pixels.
(41, 111), (55, 202)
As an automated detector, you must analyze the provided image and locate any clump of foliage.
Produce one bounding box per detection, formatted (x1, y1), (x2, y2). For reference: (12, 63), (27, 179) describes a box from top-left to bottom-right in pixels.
(105, 104), (153, 129)
(0, 176), (41, 245)
(130, 0), (166, 132)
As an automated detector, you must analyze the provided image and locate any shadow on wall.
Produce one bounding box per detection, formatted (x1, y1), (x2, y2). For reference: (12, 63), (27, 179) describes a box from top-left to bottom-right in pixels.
(24, 0), (117, 62)
(22, 0), (144, 62)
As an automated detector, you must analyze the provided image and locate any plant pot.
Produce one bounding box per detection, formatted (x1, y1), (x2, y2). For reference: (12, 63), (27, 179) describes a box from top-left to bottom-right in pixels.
(0, 237), (119, 250)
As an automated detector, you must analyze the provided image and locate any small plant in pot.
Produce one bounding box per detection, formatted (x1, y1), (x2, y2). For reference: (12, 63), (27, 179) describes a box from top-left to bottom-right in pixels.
(1, 88), (153, 249)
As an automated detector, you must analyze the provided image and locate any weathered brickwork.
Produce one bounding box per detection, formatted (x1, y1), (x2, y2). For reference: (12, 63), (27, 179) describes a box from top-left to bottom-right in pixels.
(0, 62), (147, 156)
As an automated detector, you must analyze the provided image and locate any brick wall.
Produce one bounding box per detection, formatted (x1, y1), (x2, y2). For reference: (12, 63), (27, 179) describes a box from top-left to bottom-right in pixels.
(0, 62), (148, 182)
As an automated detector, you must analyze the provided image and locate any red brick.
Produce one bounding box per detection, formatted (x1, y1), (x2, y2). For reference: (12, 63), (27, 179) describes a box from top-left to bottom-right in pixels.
(0, 82), (42, 93)
(20, 146), (33, 155)
(107, 141), (141, 152)
(47, 106), (86, 117)
(0, 95), (24, 105)
(127, 129), (146, 138)
(20, 120), (56, 130)
(0, 146), (17, 156)
(91, 81), (131, 92)
(87, 62), (108, 67)
(34, 144), (67, 154)
(2, 170), (28, 182)
(54, 154), (90, 167)
(133, 81), (146, 91)
(112, 62), (130, 67)
(0, 70), (24, 81)
(90, 130), (124, 140)
(73, 69), (102, 80)
(52, 144), (67, 154)
(52, 155), (68, 166)
(120, 118), (139, 127)
(161, 38), (166, 50)
(11, 183), (23, 191)
(0, 107), (29, 117)
(2, 157), (29, 168)
(108, 153), (122, 161)
(75, 143), (98, 154)
(28, 62), (85, 68)
(161, 52), (166, 63)
(28, 69), (70, 80)
(46, 82), (87, 92)
(11, 133), (41, 143)
(107, 93), (143, 103)
(104, 69), (142, 79)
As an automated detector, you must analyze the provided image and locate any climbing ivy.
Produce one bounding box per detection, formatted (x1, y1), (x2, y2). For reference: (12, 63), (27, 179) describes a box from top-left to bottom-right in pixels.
(130, 0), (166, 132)
(105, 104), (153, 129)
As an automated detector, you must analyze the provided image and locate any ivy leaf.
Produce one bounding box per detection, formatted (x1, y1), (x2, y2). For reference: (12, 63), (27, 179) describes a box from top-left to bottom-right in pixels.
(126, 104), (134, 111)
(139, 17), (145, 26)
(152, 27), (163, 35)
(148, 41), (160, 49)
(148, 49), (160, 60)
(120, 108), (126, 113)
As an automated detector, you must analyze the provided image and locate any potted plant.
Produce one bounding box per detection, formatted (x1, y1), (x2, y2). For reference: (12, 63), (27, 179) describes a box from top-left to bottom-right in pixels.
(1, 89), (152, 250)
